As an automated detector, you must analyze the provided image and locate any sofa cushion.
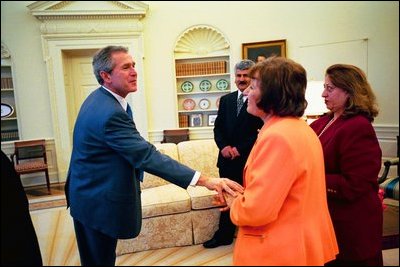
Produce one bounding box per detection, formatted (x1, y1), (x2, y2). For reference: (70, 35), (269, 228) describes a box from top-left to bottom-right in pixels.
(141, 183), (191, 218)
(187, 186), (220, 210)
(141, 143), (180, 190)
(380, 177), (399, 200)
(177, 139), (219, 177)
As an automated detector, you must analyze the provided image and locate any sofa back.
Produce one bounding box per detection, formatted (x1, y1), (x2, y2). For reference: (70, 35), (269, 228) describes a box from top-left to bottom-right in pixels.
(177, 139), (219, 178)
(141, 139), (220, 190)
(141, 143), (180, 189)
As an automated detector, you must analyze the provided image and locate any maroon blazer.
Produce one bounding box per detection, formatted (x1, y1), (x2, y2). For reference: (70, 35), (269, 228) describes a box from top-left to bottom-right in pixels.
(310, 114), (383, 261)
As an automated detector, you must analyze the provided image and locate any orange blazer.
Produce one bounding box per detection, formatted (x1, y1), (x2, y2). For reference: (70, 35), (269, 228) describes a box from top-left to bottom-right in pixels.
(230, 116), (338, 266)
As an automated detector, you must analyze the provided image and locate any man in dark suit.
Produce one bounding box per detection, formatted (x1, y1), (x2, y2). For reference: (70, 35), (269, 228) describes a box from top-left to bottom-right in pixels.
(1, 150), (43, 266)
(65, 45), (243, 266)
(203, 60), (263, 248)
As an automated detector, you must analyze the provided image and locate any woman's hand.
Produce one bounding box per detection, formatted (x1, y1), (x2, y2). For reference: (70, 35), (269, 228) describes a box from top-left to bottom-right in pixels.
(213, 190), (242, 211)
(196, 176), (244, 204)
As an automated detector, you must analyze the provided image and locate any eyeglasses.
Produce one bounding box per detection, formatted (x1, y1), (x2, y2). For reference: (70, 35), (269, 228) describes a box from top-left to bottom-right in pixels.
(323, 84), (336, 93)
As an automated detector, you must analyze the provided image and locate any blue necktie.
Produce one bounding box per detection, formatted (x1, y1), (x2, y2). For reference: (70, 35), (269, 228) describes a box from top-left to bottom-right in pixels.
(126, 103), (133, 118)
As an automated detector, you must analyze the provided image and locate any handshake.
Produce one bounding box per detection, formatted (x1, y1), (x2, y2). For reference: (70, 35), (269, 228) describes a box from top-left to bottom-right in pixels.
(196, 175), (244, 211)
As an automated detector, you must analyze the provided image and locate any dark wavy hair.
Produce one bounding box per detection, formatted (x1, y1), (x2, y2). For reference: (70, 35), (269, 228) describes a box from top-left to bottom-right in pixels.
(249, 56), (308, 117)
(326, 64), (379, 122)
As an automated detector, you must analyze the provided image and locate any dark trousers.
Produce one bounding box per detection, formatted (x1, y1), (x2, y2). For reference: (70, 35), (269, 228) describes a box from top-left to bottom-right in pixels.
(73, 219), (118, 266)
(214, 163), (243, 241)
(214, 210), (236, 241)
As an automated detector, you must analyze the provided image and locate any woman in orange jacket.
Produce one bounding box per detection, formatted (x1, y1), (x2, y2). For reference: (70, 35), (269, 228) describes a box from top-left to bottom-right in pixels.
(221, 57), (339, 265)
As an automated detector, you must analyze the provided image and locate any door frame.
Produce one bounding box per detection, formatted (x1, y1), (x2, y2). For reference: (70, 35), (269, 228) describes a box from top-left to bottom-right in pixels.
(42, 35), (147, 182)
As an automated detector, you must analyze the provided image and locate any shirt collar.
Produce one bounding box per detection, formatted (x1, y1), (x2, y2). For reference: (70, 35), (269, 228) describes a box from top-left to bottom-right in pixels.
(238, 90), (247, 101)
(102, 86), (128, 111)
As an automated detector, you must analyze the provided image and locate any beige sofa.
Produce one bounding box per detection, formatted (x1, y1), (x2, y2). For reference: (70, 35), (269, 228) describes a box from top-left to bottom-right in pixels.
(116, 139), (222, 255)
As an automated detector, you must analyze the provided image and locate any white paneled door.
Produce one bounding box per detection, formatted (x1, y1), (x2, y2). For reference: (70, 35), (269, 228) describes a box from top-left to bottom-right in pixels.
(63, 50), (98, 144)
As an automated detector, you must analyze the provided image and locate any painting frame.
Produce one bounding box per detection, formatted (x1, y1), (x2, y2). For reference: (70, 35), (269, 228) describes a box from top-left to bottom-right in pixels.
(189, 113), (203, 127)
(208, 114), (217, 126)
(242, 39), (286, 63)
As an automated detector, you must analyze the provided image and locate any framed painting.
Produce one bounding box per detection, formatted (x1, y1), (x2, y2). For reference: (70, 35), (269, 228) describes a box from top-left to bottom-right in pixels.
(208, 114), (217, 126)
(189, 113), (203, 127)
(242, 39), (286, 63)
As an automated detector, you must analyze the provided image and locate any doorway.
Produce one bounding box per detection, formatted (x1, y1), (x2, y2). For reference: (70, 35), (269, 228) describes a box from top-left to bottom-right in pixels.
(62, 49), (98, 144)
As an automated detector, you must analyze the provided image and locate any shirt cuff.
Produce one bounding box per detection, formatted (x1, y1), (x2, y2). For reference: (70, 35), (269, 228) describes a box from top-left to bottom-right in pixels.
(189, 171), (201, 186)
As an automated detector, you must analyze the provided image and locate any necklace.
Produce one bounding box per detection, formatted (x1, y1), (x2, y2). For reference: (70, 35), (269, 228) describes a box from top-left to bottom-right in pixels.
(318, 117), (336, 138)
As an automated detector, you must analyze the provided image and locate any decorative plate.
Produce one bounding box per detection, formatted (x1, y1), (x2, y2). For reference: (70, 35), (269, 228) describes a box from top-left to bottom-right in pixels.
(182, 98), (196, 110)
(1, 103), (14, 118)
(199, 80), (212, 92)
(181, 81), (194, 93)
(216, 79), (229, 90)
(199, 98), (211, 110)
(216, 97), (221, 108)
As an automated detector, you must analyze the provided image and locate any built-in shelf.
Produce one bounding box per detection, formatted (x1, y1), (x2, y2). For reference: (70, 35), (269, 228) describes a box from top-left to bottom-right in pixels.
(1, 54), (20, 142)
(174, 25), (231, 128)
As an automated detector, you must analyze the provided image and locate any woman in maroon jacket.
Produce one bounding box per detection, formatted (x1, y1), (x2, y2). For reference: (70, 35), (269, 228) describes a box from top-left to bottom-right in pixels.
(310, 64), (383, 266)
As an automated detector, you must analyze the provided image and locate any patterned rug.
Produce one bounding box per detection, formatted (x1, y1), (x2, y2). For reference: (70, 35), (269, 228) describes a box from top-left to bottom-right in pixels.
(25, 183), (67, 211)
(383, 202), (399, 249)
(28, 195), (67, 211)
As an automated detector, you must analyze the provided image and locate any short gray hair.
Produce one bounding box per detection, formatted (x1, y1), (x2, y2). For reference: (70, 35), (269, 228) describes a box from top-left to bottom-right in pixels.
(92, 45), (129, 85)
(234, 59), (255, 73)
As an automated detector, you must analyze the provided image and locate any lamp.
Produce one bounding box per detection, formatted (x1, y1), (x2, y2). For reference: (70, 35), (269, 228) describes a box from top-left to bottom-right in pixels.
(304, 81), (328, 124)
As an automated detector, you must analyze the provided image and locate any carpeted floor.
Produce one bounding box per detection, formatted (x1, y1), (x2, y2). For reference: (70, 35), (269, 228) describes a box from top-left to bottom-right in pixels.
(382, 199), (399, 250)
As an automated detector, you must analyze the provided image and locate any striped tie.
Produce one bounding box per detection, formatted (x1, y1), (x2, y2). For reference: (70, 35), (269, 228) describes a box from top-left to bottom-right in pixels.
(237, 94), (244, 116)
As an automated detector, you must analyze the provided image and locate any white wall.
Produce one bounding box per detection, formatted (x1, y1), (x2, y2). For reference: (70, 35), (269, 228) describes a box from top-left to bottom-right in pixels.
(140, 1), (399, 131)
(1, 1), (399, 155)
(1, 1), (53, 140)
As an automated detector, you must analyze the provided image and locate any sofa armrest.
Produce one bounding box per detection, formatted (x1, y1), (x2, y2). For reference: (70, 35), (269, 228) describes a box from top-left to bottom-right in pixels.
(379, 157), (399, 184)
(187, 186), (221, 210)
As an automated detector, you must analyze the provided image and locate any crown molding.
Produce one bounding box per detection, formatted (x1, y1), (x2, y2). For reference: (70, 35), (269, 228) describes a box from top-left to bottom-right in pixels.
(27, 1), (148, 34)
(28, 1), (148, 21)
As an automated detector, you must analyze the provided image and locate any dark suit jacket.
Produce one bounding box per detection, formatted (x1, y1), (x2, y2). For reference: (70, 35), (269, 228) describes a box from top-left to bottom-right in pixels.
(65, 87), (195, 239)
(214, 91), (263, 182)
(310, 114), (383, 261)
(1, 150), (43, 266)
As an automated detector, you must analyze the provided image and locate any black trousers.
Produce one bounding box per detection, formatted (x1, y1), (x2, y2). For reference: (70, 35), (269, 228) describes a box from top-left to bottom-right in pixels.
(73, 219), (118, 266)
(214, 162), (244, 241)
(214, 210), (236, 241)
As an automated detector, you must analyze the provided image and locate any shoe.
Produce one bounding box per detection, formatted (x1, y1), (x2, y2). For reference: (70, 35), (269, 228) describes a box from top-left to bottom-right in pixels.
(203, 237), (233, 248)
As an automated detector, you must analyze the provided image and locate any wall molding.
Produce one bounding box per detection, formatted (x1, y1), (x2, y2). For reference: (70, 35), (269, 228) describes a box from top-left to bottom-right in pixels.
(374, 124), (399, 158)
(28, 1), (148, 21)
